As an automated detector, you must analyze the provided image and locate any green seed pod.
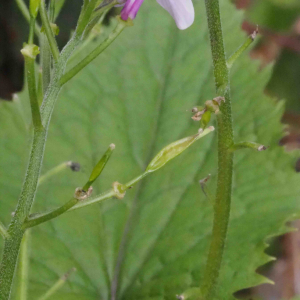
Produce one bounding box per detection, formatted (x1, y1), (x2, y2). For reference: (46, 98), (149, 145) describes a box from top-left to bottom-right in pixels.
(30, 0), (40, 18)
(146, 127), (214, 173)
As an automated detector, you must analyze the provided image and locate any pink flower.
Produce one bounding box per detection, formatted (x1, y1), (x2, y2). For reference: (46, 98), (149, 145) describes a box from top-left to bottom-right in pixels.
(120, 0), (194, 30)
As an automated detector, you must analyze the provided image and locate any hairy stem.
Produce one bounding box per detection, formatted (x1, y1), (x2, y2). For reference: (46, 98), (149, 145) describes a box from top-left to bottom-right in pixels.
(0, 32), (82, 300)
(15, 0), (41, 37)
(61, 20), (127, 86)
(39, 0), (60, 62)
(38, 268), (76, 300)
(0, 6), (126, 291)
(15, 230), (30, 300)
(23, 56), (42, 129)
(200, 0), (234, 299)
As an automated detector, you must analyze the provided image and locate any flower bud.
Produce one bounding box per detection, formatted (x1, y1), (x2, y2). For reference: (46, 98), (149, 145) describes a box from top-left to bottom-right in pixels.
(30, 0), (40, 18)
(146, 127), (214, 173)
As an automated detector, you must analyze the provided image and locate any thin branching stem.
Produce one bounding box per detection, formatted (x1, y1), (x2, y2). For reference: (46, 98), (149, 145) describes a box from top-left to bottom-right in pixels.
(39, 0), (60, 62)
(15, 0), (41, 37)
(61, 19), (127, 86)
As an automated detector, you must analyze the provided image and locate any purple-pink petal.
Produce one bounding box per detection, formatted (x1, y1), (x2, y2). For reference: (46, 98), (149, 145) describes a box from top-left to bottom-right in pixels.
(120, 0), (145, 20)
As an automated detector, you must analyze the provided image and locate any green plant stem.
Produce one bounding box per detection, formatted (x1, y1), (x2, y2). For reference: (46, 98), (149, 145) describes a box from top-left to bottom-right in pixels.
(0, 31), (83, 300)
(15, 0), (41, 37)
(39, 0), (60, 62)
(38, 161), (71, 185)
(0, 221), (8, 239)
(40, 33), (52, 94)
(0, 6), (127, 297)
(24, 169), (150, 228)
(76, 0), (98, 36)
(0, 127), (46, 300)
(226, 30), (257, 69)
(83, 2), (116, 39)
(24, 127), (214, 227)
(60, 20), (127, 86)
(24, 56), (42, 129)
(200, 0), (234, 299)
(230, 141), (266, 152)
(15, 230), (30, 300)
(24, 171), (148, 228)
(28, 18), (35, 44)
(23, 198), (78, 229)
(38, 268), (76, 300)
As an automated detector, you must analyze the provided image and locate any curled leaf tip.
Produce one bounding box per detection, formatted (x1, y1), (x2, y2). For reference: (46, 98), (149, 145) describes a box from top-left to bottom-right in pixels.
(110, 143), (116, 150)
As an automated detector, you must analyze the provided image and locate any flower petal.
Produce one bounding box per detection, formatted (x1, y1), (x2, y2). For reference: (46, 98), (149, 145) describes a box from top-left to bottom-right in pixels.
(121, 0), (145, 20)
(156, 0), (194, 30)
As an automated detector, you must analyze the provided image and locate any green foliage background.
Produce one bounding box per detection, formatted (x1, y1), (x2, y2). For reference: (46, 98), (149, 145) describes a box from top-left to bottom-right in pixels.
(1, 0), (300, 299)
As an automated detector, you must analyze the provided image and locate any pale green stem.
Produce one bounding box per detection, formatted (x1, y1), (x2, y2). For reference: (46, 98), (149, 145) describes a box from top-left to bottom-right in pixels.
(38, 161), (72, 186)
(0, 221), (8, 239)
(39, 0), (60, 62)
(23, 198), (79, 229)
(15, 230), (30, 300)
(25, 167), (149, 228)
(200, 0), (234, 299)
(0, 29), (84, 300)
(28, 18), (35, 45)
(226, 29), (258, 69)
(38, 268), (76, 300)
(15, 0), (41, 37)
(0, 5), (129, 297)
(230, 141), (267, 152)
(24, 171), (149, 228)
(25, 127), (214, 228)
(83, 2), (117, 39)
(76, 0), (98, 36)
(40, 33), (52, 94)
(23, 56), (42, 129)
(61, 20), (127, 86)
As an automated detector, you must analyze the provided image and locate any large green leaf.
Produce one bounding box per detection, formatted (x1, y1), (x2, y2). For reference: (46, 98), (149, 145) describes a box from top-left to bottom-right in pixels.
(1, 0), (300, 299)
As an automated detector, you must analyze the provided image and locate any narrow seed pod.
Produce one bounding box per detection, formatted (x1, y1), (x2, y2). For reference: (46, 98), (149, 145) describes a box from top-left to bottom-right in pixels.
(146, 127), (214, 173)
(82, 144), (115, 191)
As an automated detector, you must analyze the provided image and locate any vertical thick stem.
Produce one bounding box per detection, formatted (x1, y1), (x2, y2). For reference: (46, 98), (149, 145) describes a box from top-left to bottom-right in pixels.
(201, 0), (234, 299)
(0, 33), (82, 299)
(0, 127), (46, 300)
(16, 230), (30, 300)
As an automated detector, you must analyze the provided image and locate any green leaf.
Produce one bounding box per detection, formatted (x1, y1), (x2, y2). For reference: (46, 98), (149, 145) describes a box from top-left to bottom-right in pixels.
(246, 0), (300, 32)
(1, 1), (300, 300)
